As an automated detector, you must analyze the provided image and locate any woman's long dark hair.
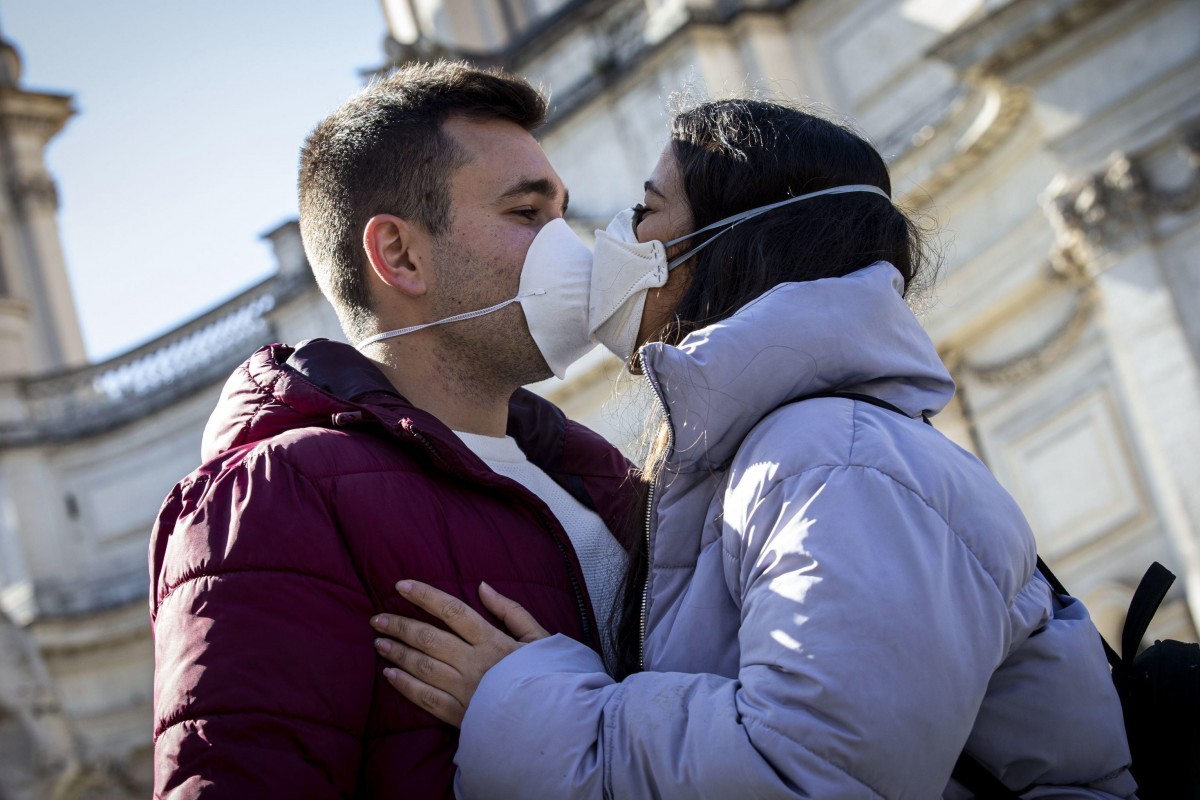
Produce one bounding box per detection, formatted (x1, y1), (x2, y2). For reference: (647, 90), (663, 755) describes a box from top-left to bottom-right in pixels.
(610, 98), (935, 680)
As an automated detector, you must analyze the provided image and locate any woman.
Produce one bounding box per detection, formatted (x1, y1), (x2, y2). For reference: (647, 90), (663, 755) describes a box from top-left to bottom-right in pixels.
(370, 99), (1135, 798)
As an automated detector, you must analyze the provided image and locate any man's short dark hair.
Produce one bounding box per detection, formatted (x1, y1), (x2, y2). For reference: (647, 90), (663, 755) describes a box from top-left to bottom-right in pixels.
(298, 61), (547, 341)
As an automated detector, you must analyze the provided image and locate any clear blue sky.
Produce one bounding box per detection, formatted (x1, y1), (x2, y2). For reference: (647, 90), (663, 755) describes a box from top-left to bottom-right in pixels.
(4, 0), (386, 360)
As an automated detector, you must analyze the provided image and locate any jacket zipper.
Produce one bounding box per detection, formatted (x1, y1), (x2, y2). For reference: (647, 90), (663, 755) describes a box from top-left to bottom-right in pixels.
(533, 508), (595, 650)
(409, 426), (453, 472)
(409, 422), (594, 649)
(639, 350), (673, 672)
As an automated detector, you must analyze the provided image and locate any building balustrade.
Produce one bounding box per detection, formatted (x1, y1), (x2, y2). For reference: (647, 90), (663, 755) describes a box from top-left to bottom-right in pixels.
(0, 271), (312, 446)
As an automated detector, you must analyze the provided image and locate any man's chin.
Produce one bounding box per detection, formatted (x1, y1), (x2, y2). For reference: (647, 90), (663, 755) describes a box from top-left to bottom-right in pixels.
(519, 357), (556, 388)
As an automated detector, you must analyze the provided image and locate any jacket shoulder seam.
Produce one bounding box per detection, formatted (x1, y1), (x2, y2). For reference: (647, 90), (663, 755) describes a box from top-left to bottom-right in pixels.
(231, 361), (315, 449)
(154, 706), (361, 746)
(235, 426), (425, 482)
(155, 565), (367, 616)
(843, 464), (1006, 603)
(726, 462), (1006, 604)
(229, 362), (278, 449)
(276, 461), (429, 483)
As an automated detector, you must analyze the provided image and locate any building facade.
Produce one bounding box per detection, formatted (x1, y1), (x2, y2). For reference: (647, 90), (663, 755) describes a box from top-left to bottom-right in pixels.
(0, 0), (1197, 794)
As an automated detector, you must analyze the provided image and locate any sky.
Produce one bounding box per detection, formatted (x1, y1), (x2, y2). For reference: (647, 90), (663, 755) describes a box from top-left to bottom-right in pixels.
(4, 0), (387, 360)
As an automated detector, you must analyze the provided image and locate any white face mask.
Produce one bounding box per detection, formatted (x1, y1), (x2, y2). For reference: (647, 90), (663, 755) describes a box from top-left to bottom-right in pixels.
(589, 183), (893, 362)
(355, 218), (595, 380)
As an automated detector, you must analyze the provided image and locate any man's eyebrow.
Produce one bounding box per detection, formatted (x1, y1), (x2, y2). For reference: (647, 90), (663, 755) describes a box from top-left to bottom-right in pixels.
(497, 178), (560, 203)
(495, 177), (569, 215)
(644, 180), (666, 198)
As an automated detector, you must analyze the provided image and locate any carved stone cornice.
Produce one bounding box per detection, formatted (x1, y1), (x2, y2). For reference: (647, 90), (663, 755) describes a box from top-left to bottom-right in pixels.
(0, 86), (74, 142)
(1042, 127), (1200, 277)
(929, 0), (1128, 79)
(960, 282), (1099, 385)
(371, 0), (807, 133)
(955, 125), (1199, 386)
(897, 81), (1031, 208)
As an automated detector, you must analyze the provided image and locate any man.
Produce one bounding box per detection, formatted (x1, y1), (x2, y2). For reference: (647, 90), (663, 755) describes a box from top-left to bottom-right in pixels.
(149, 62), (632, 798)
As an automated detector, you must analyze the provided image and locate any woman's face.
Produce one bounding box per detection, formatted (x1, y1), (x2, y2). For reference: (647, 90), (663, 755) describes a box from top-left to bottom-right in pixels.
(633, 144), (695, 346)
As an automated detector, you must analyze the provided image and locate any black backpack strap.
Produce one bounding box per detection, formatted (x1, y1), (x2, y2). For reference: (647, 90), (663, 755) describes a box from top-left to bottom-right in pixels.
(787, 391), (934, 426)
(1120, 562), (1176, 663)
(952, 752), (1021, 798)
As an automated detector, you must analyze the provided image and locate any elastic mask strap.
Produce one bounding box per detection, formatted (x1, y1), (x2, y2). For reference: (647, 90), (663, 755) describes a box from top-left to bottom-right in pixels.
(664, 184), (891, 270)
(356, 289), (546, 350)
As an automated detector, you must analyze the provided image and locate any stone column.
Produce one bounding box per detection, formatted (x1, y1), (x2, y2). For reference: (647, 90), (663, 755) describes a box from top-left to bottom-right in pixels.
(0, 38), (85, 376)
(1043, 144), (1200, 624)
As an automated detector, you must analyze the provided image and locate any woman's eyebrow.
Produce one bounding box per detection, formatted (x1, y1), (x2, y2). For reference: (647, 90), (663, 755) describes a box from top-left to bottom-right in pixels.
(644, 180), (666, 198)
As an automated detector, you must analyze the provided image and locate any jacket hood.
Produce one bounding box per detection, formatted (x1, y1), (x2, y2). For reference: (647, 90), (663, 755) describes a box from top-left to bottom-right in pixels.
(201, 339), (398, 463)
(639, 262), (955, 471)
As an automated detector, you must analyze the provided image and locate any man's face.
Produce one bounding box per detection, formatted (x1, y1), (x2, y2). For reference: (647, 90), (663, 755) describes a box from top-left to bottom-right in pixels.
(427, 115), (568, 387)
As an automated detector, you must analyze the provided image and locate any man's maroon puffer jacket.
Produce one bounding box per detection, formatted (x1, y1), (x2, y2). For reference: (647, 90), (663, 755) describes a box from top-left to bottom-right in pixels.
(149, 339), (634, 799)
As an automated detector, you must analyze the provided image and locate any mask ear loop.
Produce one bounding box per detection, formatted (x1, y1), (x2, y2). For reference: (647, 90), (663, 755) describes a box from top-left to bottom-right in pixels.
(663, 184), (891, 271)
(356, 289), (547, 350)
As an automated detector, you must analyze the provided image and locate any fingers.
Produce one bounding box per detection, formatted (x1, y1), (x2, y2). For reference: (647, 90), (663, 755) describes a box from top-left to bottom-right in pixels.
(374, 637), (459, 688)
(372, 583), (527, 721)
(395, 580), (490, 643)
(370, 613), (469, 666)
(383, 666), (465, 728)
(479, 581), (550, 644)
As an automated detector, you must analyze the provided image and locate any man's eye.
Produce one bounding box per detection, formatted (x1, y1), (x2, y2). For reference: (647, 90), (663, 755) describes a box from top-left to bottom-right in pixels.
(514, 208), (539, 220)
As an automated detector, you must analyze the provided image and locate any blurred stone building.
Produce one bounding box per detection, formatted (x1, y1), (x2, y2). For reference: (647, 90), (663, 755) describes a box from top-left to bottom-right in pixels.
(0, 0), (1197, 795)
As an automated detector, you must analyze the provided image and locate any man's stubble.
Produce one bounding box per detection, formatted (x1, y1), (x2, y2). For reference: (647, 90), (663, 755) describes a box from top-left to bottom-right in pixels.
(427, 235), (553, 396)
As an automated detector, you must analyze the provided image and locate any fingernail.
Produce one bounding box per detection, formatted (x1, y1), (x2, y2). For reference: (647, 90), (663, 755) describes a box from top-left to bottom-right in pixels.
(374, 638), (391, 654)
(396, 580), (413, 594)
(370, 615), (386, 628)
(479, 581), (493, 594)
(383, 667), (398, 680)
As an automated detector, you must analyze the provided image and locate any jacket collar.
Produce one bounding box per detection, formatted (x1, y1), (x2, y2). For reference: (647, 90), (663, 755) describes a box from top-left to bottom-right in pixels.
(201, 338), (629, 523)
(281, 338), (580, 478)
(638, 262), (956, 472)
(284, 337), (399, 404)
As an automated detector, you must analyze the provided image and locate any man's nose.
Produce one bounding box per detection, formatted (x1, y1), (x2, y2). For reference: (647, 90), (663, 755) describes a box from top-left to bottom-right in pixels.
(533, 211), (564, 236)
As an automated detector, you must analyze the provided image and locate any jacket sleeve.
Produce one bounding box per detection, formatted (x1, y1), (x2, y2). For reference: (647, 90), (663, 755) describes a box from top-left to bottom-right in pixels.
(150, 448), (376, 799)
(456, 464), (1020, 799)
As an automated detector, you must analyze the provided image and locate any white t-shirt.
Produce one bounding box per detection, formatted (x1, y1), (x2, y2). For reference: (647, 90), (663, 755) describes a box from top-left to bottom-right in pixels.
(454, 430), (627, 670)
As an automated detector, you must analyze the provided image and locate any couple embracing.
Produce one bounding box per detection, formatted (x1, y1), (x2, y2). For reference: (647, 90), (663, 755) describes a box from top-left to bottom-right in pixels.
(149, 62), (1134, 799)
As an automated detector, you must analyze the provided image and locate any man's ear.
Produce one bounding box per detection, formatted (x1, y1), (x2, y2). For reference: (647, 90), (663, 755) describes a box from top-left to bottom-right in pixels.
(363, 214), (430, 298)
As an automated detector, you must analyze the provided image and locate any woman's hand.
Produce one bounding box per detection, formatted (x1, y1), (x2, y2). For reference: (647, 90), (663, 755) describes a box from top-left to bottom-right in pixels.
(370, 580), (550, 727)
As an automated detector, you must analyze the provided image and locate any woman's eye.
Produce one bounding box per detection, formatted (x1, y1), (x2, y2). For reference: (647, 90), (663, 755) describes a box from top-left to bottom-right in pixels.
(632, 203), (650, 227)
